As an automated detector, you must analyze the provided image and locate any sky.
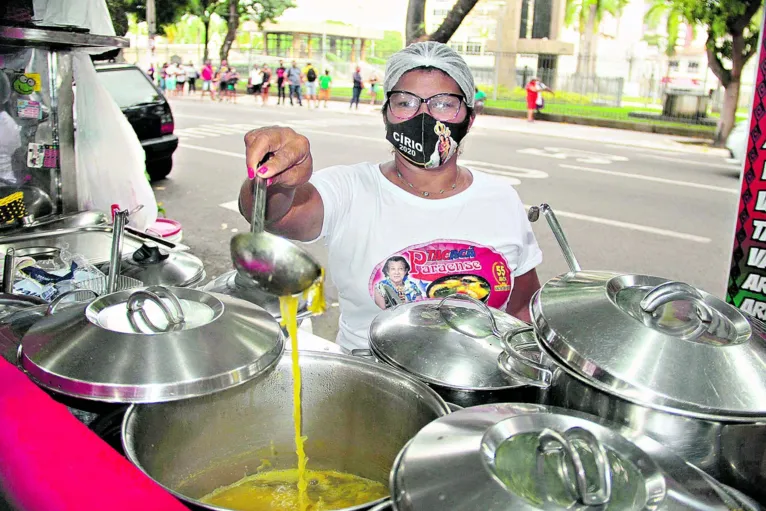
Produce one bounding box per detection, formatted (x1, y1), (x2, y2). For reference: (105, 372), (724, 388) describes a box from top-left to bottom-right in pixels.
(279, 0), (409, 32)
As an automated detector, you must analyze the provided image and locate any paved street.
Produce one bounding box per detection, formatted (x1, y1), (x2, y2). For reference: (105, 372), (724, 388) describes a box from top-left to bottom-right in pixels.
(156, 96), (742, 340)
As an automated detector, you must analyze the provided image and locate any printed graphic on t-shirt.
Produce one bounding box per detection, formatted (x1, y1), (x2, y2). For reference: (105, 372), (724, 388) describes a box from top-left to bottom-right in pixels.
(368, 240), (513, 310)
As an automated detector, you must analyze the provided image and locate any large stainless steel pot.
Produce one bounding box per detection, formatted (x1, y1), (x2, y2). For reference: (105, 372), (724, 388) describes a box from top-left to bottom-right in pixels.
(18, 286), (284, 403)
(122, 351), (450, 511)
(389, 403), (761, 510)
(367, 295), (546, 408)
(500, 204), (766, 503)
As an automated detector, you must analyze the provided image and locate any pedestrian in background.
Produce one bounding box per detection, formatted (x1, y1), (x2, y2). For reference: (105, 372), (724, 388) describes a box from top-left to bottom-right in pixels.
(261, 64), (272, 106)
(287, 61), (302, 106)
(369, 71), (379, 106)
(474, 87), (487, 114)
(175, 63), (187, 95)
(227, 67), (240, 103)
(201, 60), (215, 101)
(525, 77), (553, 122)
(249, 63), (263, 104)
(318, 69), (332, 108)
(216, 61), (229, 101)
(303, 61), (319, 108)
(165, 62), (178, 97)
(186, 61), (198, 93)
(159, 62), (168, 92)
(350, 66), (363, 110)
(276, 60), (286, 105)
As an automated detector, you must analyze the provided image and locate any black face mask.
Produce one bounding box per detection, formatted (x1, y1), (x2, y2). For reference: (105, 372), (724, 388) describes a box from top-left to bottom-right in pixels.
(386, 113), (470, 169)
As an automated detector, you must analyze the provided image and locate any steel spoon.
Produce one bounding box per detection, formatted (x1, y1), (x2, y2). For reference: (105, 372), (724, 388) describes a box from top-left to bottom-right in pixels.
(230, 177), (322, 296)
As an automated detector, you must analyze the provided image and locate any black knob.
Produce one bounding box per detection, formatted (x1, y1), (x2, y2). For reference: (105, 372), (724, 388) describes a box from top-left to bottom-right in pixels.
(132, 242), (169, 265)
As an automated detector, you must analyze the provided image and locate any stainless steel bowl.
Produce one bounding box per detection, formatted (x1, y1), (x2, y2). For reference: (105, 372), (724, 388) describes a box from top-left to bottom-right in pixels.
(123, 351), (449, 511)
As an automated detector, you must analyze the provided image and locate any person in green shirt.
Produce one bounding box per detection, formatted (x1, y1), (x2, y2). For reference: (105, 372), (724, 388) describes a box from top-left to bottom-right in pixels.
(474, 87), (487, 114)
(318, 70), (332, 108)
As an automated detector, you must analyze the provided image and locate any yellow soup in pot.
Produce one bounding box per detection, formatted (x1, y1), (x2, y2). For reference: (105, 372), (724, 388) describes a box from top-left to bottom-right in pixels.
(201, 273), (388, 511)
(199, 469), (389, 511)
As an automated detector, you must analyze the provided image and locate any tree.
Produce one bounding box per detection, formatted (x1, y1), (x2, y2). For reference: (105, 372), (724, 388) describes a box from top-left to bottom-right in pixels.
(120, 0), (189, 36)
(644, 0), (690, 57)
(219, 0), (296, 63)
(565, 0), (629, 76)
(405, 0), (480, 45)
(187, 0), (228, 63)
(684, 0), (761, 144)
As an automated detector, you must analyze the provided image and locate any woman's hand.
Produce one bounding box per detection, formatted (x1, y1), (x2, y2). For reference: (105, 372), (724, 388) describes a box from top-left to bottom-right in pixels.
(244, 126), (313, 189)
(240, 127), (323, 241)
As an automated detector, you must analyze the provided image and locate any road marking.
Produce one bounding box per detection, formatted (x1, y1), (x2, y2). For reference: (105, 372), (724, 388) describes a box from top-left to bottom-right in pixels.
(462, 160), (549, 180)
(525, 205), (711, 243)
(518, 147), (629, 164)
(637, 152), (741, 170)
(559, 164), (739, 194)
(179, 144), (245, 158)
(173, 114), (226, 121)
(220, 200), (239, 212)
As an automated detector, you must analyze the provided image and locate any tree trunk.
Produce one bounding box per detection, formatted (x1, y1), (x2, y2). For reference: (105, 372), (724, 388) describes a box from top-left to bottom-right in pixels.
(716, 79), (741, 145)
(202, 16), (211, 63)
(220, 0), (240, 64)
(406, 0), (427, 44)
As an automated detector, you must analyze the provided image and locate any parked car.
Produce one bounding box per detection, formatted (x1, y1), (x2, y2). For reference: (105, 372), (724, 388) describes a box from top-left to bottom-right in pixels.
(725, 120), (747, 166)
(94, 63), (177, 181)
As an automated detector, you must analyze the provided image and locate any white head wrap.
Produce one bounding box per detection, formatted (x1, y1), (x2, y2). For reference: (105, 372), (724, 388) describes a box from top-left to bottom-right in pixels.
(384, 41), (476, 108)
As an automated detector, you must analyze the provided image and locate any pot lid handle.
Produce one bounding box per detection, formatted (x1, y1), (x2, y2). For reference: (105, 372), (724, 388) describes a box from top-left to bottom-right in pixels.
(46, 289), (99, 315)
(537, 427), (612, 507)
(498, 326), (552, 388)
(126, 286), (185, 333)
(436, 293), (502, 339)
(639, 281), (714, 324)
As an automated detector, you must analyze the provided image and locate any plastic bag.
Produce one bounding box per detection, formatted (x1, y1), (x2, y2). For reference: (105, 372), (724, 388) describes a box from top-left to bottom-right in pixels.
(73, 54), (157, 231)
(33, 0), (114, 35)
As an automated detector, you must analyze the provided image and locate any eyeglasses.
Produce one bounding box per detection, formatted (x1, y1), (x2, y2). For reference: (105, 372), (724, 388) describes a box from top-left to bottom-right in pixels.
(386, 91), (465, 122)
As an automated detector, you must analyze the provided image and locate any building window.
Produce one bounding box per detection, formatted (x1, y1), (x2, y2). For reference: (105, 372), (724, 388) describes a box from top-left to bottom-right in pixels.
(449, 42), (465, 54)
(465, 42), (482, 55)
(433, 8), (450, 17)
(688, 61), (700, 72)
(668, 60), (679, 71)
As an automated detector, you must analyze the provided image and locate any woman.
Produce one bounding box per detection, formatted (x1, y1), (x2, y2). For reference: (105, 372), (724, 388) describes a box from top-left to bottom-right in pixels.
(373, 256), (425, 309)
(260, 64), (272, 106)
(525, 77), (552, 122)
(369, 72), (379, 106)
(238, 42), (542, 350)
(350, 66), (363, 110)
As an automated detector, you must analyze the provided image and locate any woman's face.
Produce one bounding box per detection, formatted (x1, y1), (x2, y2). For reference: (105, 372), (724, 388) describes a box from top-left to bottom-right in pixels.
(386, 69), (468, 125)
(387, 261), (407, 284)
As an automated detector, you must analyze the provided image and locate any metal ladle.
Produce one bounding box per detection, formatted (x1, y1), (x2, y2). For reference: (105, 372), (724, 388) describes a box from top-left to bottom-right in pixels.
(527, 203), (581, 273)
(230, 177), (322, 296)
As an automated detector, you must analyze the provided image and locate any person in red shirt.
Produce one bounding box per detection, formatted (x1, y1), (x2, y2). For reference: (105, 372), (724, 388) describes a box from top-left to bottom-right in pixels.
(525, 77), (553, 122)
(200, 60), (215, 101)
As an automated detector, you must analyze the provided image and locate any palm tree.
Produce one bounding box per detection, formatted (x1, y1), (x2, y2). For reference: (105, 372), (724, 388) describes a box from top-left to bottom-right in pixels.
(565, 0), (629, 77)
(643, 0), (692, 58)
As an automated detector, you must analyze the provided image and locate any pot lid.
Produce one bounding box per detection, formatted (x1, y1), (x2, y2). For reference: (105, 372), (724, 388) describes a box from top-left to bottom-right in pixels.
(20, 286), (284, 403)
(202, 270), (312, 321)
(102, 243), (205, 288)
(531, 272), (766, 419)
(368, 295), (541, 391)
(390, 403), (740, 511)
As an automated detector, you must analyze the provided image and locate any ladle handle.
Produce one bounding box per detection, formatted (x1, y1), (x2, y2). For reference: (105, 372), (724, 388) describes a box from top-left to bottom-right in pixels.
(3, 248), (15, 294)
(537, 204), (581, 273)
(251, 176), (267, 234)
(107, 209), (128, 294)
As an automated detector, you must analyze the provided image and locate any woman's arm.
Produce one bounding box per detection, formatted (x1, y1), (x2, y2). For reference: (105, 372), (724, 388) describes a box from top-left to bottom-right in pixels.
(506, 269), (541, 323)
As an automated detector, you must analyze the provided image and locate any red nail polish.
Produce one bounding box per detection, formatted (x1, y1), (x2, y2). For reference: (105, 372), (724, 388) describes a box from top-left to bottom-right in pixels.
(247, 167), (255, 179)
(258, 166), (268, 175)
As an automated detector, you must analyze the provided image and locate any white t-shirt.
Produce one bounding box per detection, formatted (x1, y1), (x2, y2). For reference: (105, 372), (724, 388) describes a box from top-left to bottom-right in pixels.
(249, 69), (263, 85)
(310, 162), (543, 350)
